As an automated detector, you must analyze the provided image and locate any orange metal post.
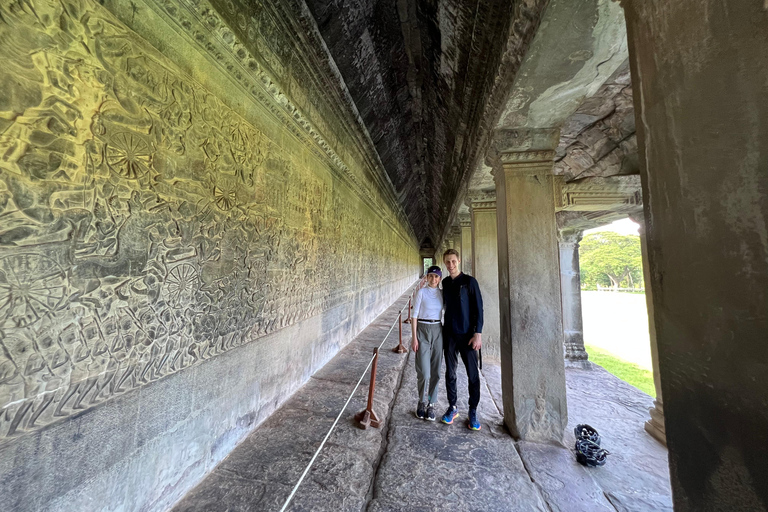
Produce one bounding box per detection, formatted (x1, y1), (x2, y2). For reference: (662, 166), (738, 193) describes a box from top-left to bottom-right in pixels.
(393, 312), (407, 353)
(355, 348), (381, 429)
(403, 298), (412, 323)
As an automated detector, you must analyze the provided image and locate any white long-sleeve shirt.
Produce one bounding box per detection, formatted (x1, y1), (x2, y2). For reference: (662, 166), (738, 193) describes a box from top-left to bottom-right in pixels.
(412, 286), (443, 321)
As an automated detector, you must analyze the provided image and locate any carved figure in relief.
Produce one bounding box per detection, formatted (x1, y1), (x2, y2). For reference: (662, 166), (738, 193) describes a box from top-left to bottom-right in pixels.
(0, 0), (411, 441)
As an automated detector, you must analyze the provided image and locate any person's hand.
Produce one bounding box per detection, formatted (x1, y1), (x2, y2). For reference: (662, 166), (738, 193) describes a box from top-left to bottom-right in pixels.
(469, 333), (482, 350)
(412, 337), (419, 352)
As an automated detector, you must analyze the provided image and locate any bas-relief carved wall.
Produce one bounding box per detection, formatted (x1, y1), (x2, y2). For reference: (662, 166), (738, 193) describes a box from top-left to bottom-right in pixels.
(0, 0), (417, 444)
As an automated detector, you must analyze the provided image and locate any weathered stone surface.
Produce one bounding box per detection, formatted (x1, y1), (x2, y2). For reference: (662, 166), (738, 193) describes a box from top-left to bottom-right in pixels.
(516, 441), (615, 512)
(466, 0), (631, 239)
(168, 315), (674, 512)
(1, 309), (386, 512)
(554, 63), (637, 181)
(369, 350), (549, 512)
(483, 363), (673, 511)
(496, 0), (627, 132)
(558, 229), (588, 362)
(469, 195), (500, 362)
(494, 154), (568, 443)
(458, 216), (473, 275)
(172, 292), (415, 512)
(624, 1), (768, 509)
(303, 0), (551, 248)
(0, 0), (418, 510)
(565, 366), (672, 510)
(0, 0), (416, 440)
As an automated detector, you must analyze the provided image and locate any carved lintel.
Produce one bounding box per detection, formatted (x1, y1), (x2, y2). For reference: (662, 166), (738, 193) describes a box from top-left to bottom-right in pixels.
(467, 190), (497, 211)
(471, 200), (496, 211)
(556, 210), (628, 233)
(486, 128), (560, 171)
(554, 175), (643, 212)
(500, 149), (557, 164)
(491, 150), (557, 182)
(490, 128), (561, 154)
(458, 213), (471, 228)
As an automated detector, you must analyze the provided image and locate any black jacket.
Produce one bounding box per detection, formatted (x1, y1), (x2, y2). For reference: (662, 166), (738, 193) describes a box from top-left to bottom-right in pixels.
(442, 273), (484, 335)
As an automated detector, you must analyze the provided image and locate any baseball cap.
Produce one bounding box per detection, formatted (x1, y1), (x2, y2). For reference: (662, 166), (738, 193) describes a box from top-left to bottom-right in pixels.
(427, 265), (442, 277)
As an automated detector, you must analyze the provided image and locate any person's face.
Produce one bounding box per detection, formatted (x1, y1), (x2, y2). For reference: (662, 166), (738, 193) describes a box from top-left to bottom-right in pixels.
(426, 273), (441, 287)
(443, 254), (460, 276)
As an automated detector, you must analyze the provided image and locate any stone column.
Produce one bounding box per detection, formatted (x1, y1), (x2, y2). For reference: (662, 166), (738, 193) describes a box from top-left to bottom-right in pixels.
(460, 214), (473, 275)
(469, 194), (500, 362)
(624, 2), (767, 507)
(492, 148), (567, 443)
(452, 226), (462, 263)
(630, 214), (666, 445)
(557, 228), (588, 364)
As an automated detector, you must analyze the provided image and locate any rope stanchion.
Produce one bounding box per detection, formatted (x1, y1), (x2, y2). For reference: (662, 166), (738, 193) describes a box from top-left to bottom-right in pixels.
(278, 284), (416, 512)
(354, 348), (381, 429)
(403, 297), (412, 324)
(392, 311), (407, 353)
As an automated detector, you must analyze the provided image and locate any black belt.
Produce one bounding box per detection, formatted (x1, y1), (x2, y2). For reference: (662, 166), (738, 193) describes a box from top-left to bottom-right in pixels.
(417, 319), (440, 324)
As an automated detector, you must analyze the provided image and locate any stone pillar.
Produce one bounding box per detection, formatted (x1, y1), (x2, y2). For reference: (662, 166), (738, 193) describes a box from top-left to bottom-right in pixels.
(624, 2), (767, 508)
(557, 228), (588, 364)
(493, 148), (567, 443)
(469, 195), (500, 362)
(630, 213), (665, 446)
(460, 215), (473, 275)
(452, 226), (462, 263)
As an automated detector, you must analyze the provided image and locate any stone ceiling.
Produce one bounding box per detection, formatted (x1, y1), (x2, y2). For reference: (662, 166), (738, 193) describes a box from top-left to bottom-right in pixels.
(554, 63), (637, 181)
(303, 0), (548, 248)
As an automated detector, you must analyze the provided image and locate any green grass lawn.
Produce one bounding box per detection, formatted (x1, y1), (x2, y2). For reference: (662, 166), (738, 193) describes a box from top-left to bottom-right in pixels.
(585, 344), (656, 397)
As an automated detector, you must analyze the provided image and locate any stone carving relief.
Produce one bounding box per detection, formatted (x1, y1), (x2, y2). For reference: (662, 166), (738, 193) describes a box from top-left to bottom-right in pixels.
(0, 0), (415, 441)
(553, 175), (642, 213)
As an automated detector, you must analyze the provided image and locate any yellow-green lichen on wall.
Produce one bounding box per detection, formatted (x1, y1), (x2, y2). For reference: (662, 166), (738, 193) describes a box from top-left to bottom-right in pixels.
(0, 0), (418, 443)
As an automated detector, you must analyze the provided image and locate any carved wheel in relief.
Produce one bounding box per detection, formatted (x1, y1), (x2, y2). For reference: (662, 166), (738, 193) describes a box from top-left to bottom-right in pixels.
(213, 178), (238, 211)
(105, 132), (152, 180)
(164, 263), (199, 305)
(0, 254), (68, 328)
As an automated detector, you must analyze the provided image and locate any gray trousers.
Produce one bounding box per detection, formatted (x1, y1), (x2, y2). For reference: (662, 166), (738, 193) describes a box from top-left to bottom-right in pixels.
(415, 322), (444, 404)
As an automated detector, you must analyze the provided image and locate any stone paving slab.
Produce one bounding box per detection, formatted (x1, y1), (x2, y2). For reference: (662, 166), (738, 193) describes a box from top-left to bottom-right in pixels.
(564, 364), (672, 512)
(369, 351), (549, 512)
(171, 286), (417, 512)
(516, 441), (615, 512)
(172, 286), (673, 512)
(483, 362), (673, 511)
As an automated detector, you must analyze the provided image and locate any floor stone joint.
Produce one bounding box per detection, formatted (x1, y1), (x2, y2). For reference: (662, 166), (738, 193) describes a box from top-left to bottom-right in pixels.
(363, 342), (412, 512)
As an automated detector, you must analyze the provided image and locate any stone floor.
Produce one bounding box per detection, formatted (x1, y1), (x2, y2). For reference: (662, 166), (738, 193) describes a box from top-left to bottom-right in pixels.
(172, 288), (673, 512)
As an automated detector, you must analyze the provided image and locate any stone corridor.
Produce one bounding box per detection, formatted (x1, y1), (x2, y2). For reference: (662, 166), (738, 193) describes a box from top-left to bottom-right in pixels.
(173, 290), (672, 512)
(1, 0), (765, 509)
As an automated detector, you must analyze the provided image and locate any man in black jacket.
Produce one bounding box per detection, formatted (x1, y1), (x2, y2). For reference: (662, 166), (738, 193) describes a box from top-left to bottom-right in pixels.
(440, 249), (484, 431)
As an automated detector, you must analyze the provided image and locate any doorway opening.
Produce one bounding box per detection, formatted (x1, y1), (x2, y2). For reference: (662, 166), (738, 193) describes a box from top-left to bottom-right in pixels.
(421, 257), (434, 276)
(579, 218), (654, 396)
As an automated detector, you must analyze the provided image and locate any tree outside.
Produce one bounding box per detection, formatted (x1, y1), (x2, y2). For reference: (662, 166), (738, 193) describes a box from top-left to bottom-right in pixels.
(579, 231), (643, 290)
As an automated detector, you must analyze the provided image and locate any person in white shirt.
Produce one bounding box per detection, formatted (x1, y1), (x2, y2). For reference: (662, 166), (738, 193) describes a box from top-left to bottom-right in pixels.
(410, 265), (445, 421)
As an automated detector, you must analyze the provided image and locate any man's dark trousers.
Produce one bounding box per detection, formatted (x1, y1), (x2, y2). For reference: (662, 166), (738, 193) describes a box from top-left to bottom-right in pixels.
(444, 329), (481, 409)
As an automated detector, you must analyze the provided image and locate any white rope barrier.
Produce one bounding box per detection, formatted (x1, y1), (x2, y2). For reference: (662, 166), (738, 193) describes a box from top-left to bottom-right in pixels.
(278, 285), (416, 512)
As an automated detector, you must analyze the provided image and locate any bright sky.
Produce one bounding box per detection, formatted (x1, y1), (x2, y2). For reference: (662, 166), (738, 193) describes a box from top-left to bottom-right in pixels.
(584, 217), (640, 236)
